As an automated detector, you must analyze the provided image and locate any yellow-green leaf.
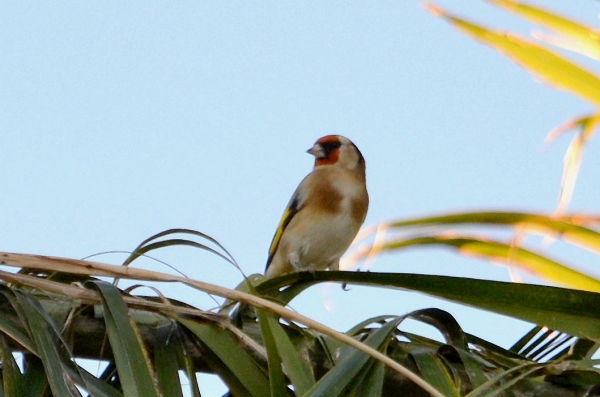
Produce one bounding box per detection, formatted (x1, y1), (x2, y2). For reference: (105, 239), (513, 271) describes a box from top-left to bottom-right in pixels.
(388, 211), (600, 254)
(428, 4), (600, 107)
(489, 0), (600, 61)
(546, 114), (600, 212)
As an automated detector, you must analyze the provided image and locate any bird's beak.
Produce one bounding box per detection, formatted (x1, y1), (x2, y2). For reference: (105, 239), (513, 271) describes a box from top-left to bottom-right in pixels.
(307, 144), (325, 158)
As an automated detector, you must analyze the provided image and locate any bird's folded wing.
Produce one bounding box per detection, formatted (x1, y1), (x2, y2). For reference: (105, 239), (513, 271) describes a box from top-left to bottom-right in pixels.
(265, 191), (302, 271)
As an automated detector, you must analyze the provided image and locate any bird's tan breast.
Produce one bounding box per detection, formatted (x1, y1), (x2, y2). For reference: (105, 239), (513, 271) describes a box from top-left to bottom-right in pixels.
(305, 167), (367, 219)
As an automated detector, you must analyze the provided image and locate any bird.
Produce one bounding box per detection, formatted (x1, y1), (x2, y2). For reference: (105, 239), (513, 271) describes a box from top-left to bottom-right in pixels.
(264, 135), (369, 279)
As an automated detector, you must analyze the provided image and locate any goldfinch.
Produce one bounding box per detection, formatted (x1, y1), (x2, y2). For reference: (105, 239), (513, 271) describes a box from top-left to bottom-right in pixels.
(264, 135), (369, 279)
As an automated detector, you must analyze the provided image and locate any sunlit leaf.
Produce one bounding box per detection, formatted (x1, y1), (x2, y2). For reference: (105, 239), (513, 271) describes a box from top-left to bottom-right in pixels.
(386, 211), (600, 254)
(545, 114), (600, 213)
(427, 4), (600, 107)
(489, 0), (600, 60)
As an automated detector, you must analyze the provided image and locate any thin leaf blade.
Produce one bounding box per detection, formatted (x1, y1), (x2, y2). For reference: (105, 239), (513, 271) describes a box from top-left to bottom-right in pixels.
(428, 4), (600, 107)
(88, 281), (161, 397)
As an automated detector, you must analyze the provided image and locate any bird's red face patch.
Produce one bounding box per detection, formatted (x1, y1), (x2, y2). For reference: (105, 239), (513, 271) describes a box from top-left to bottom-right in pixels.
(315, 149), (339, 166)
(313, 136), (341, 167)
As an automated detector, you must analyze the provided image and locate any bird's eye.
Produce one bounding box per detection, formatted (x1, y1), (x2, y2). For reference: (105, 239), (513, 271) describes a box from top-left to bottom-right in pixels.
(322, 141), (341, 154)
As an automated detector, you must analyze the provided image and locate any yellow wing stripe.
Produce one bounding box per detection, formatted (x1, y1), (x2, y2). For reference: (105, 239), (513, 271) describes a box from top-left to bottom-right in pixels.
(265, 198), (299, 270)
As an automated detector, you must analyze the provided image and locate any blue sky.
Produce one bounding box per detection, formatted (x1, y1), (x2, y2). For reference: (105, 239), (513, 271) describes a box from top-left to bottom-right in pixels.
(2, 1), (599, 394)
